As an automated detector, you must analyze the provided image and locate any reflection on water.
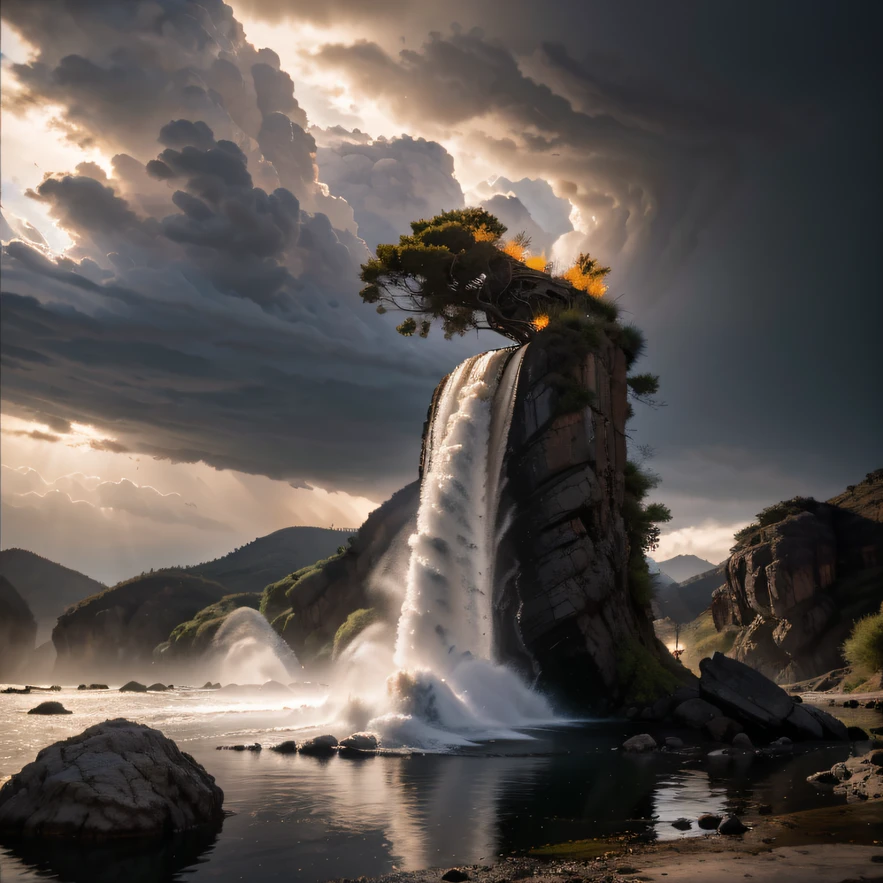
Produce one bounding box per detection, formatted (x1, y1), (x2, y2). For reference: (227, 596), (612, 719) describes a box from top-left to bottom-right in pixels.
(1, 828), (220, 883)
(0, 689), (860, 883)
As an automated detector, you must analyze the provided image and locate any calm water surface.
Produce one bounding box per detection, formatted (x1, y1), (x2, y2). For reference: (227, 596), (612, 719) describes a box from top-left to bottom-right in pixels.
(0, 686), (866, 883)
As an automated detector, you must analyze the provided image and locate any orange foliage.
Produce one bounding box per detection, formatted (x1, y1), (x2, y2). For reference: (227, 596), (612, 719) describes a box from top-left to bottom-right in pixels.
(472, 225), (498, 243)
(525, 254), (547, 271)
(500, 239), (527, 261)
(562, 264), (608, 298)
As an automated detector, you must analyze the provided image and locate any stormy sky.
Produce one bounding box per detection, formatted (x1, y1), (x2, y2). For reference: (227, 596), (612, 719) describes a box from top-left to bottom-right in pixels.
(1, 0), (881, 580)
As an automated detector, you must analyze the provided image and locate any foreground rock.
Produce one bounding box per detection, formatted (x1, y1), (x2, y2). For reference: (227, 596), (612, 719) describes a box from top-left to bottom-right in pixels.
(0, 719), (223, 838)
(27, 702), (72, 716)
(806, 749), (883, 801)
(698, 652), (847, 740)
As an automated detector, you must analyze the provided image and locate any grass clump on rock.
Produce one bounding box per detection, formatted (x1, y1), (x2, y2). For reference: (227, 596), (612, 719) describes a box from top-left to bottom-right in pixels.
(843, 602), (883, 676)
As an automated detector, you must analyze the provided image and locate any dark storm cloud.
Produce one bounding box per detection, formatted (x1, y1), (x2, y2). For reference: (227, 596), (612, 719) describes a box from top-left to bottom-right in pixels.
(314, 132), (464, 249)
(1, 0), (351, 226)
(314, 29), (748, 288)
(1, 121), (481, 494)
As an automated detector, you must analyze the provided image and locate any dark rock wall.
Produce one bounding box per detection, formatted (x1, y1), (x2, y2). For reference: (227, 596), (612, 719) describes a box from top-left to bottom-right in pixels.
(497, 338), (660, 709)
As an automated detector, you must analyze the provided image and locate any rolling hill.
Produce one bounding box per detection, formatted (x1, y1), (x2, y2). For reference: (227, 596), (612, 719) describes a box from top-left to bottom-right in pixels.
(655, 554), (716, 583)
(185, 526), (357, 595)
(0, 549), (105, 641)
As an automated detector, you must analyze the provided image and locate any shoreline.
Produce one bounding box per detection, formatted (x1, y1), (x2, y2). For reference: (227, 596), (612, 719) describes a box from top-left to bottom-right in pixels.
(333, 801), (883, 883)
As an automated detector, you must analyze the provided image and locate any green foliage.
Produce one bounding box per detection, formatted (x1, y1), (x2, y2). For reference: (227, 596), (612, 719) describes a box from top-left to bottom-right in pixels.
(168, 593), (261, 645)
(261, 550), (345, 621)
(555, 381), (597, 416)
(622, 461), (672, 607)
(627, 373), (660, 398)
(843, 602), (883, 675)
(616, 638), (680, 705)
(733, 497), (818, 547)
(361, 208), (619, 344)
(332, 608), (380, 659)
(613, 323), (646, 368)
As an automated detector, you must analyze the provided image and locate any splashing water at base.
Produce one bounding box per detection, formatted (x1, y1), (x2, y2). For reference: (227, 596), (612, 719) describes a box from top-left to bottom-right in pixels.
(211, 607), (301, 686)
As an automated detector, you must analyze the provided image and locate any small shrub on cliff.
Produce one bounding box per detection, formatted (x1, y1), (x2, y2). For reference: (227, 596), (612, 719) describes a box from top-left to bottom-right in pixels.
(623, 462), (672, 608)
(843, 603), (883, 675)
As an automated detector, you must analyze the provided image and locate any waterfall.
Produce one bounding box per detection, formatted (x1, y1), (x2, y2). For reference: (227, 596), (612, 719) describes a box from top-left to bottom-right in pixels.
(366, 346), (553, 747)
(395, 347), (525, 672)
(211, 608), (301, 686)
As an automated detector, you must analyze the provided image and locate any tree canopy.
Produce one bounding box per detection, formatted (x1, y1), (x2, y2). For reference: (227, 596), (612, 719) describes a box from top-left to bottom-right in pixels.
(359, 208), (614, 344)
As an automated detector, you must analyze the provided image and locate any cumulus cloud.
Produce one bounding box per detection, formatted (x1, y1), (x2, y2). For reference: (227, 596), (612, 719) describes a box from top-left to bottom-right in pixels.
(1, 125), (481, 495)
(314, 132), (464, 249)
(1, 465), (227, 530)
(312, 29), (760, 291)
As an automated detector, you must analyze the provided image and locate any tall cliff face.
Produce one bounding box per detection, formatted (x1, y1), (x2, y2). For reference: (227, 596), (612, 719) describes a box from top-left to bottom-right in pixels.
(711, 470), (883, 682)
(0, 576), (37, 681)
(497, 338), (668, 709)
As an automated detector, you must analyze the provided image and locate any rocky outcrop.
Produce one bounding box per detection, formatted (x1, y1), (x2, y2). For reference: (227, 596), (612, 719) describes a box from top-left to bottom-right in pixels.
(711, 471), (883, 682)
(497, 337), (670, 709)
(52, 572), (228, 679)
(0, 719), (224, 838)
(0, 575), (37, 681)
(807, 750), (883, 801)
(264, 481), (419, 665)
(698, 652), (847, 741)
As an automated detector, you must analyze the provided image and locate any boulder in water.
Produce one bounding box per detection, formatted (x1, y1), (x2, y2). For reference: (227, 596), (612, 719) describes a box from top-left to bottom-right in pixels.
(339, 732), (378, 754)
(673, 698), (722, 729)
(698, 813), (722, 830)
(622, 734), (656, 752)
(0, 719), (223, 838)
(270, 741), (298, 754)
(147, 683), (168, 692)
(120, 681), (148, 693)
(27, 702), (72, 716)
(298, 735), (338, 756)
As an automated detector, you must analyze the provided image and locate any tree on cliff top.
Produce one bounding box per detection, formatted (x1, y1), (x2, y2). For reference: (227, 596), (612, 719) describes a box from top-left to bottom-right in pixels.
(359, 207), (616, 344)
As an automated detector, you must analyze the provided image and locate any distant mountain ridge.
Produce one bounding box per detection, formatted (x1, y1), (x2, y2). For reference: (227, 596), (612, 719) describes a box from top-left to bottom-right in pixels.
(0, 548), (105, 641)
(184, 526), (357, 596)
(655, 564), (727, 624)
(655, 554), (716, 583)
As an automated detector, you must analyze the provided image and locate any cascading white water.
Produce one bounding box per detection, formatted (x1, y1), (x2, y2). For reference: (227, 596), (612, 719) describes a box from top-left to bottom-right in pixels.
(211, 607), (301, 686)
(395, 348), (524, 672)
(361, 346), (554, 747)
